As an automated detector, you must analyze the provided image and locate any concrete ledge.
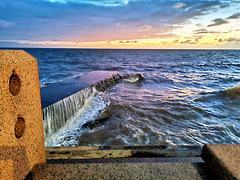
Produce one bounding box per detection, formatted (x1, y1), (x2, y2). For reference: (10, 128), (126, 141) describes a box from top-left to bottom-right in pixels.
(26, 146), (213, 180)
(46, 145), (202, 159)
(201, 144), (240, 180)
(46, 157), (204, 164)
(27, 162), (206, 180)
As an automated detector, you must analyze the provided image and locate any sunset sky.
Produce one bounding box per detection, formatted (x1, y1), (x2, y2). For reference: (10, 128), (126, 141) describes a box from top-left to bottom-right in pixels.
(0, 0), (239, 49)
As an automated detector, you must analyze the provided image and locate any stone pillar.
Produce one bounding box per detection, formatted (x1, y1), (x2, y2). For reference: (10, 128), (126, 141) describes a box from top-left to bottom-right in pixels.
(0, 50), (46, 179)
(202, 144), (240, 180)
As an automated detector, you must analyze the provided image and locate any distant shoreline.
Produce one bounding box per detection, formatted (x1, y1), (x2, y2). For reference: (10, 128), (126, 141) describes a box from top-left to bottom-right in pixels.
(0, 47), (240, 51)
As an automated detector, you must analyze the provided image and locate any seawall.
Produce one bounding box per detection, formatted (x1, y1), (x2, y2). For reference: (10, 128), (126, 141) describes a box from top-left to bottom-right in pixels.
(40, 71), (121, 139)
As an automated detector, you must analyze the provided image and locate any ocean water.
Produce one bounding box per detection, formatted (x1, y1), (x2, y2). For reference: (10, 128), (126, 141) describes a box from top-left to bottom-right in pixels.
(25, 48), (240, 147)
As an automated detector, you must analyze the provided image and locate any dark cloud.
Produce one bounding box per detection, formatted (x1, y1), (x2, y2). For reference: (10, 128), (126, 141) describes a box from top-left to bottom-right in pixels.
(194, 28), (221, 34)
(220, 4), (230, 8)
(227, 13), (240, 19)
(195, 37), (202, 42)
(218, 38), (226, 43)
(180, 39), (197, 44)
(151, 1), (223, 25)
(227, 38), (240, 43)
(119, 40), (138, 43)
(208, 18), (228, 27)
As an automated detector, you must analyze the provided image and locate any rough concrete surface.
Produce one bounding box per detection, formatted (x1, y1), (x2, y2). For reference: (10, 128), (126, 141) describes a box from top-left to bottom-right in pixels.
(39, 146), (212, 180)
(0, 50), (46, 180)
(27, 162), (206, 180)
(202, 144), (240, 180)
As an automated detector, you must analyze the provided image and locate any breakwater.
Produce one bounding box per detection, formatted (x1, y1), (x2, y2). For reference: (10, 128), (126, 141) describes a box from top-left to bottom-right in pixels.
(41, 71), (121, 139)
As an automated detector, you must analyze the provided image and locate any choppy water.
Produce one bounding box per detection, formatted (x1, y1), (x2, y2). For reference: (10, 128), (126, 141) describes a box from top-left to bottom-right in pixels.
(25, 48), (240, 147)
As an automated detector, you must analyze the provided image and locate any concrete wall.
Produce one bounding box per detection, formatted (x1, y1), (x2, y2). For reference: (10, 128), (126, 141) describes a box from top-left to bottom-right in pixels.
(0, 50), (46, 179)
(41, 71), (121, 139)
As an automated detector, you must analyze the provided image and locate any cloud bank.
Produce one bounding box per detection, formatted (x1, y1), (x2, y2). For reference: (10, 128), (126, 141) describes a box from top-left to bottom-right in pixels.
(0, 0), (239, 48)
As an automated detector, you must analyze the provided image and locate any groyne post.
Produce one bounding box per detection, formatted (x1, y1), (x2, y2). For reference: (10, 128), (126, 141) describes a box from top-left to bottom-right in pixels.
(0, 50), (46, 179)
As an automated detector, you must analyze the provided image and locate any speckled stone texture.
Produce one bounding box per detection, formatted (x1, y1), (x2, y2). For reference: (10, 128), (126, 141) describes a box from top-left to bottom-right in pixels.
(0, 50), (46, 180)
(28, 162), (204, 180)
(202, 144), (240, 180)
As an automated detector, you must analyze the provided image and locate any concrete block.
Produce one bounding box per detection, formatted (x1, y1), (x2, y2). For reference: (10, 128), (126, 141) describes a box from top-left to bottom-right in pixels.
(202, 144), (240, 180)
(28, 162), (204, 180)
(0, 50), (46, 180)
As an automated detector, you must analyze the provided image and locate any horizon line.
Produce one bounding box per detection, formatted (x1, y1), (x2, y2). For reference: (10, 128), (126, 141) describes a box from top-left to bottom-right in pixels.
(1, 47), (240, 50)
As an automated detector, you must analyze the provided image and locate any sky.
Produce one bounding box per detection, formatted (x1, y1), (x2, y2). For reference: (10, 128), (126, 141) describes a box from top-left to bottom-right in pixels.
(0, 0), (240, 49)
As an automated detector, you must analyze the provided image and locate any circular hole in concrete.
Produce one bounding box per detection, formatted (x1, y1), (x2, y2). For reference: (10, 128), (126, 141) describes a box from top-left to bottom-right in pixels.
(15, 116), (25, 139)
(9, 73), (21, 96)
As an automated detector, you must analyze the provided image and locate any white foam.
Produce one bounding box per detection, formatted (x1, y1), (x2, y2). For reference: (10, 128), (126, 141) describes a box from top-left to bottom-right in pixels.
(45, 92), (110, 146)
(42, 86), (96, 138)
(123, 73), (144, 82)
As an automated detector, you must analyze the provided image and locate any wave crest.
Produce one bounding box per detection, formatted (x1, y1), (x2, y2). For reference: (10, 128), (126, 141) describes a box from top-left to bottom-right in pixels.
(122, 73), (144, 82)
(222, 83), (240, 98)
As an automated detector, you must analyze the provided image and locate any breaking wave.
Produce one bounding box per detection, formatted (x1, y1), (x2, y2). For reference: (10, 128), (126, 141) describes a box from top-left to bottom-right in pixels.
(122, 73), (144, 82)
(45, 92), (110, 146)
(222, 83), (240, 98)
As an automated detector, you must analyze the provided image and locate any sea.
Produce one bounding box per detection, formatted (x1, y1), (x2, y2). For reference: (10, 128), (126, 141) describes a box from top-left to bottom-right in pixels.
(23, 48), (240, 147)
